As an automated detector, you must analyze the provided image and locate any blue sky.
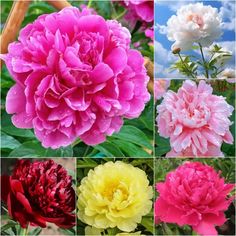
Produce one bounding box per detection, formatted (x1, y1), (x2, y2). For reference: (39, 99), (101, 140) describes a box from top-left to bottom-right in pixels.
(154, 0), (236, 78)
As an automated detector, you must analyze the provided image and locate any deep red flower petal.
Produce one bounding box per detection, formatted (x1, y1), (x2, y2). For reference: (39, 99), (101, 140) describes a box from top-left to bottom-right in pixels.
(44, 213), (76, 228)
(0, 175), (10, 202)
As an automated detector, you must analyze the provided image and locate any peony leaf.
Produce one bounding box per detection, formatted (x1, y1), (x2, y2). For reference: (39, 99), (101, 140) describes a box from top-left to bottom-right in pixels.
(95, 141), (125, 157)
(8, 141), (46, 157)
(1, 132), (21, 149)
(112, 125), (153, 149)
(110, 139), (151, 157)
(141, 216), (154, 234)
(28, 227), (42, 235)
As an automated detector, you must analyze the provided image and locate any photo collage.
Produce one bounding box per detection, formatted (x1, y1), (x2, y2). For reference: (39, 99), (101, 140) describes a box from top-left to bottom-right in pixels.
(0, 0), (235, 235)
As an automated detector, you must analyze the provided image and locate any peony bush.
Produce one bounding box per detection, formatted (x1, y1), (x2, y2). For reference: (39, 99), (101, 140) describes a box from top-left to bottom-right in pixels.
(1, 1), (154, 158)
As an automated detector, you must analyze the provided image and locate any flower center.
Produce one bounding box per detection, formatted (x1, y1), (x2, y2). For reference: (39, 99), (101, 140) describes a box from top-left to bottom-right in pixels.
(187, 13), (204, 28)
(102, 182), (129, 201)
(182, 105), (210, 128)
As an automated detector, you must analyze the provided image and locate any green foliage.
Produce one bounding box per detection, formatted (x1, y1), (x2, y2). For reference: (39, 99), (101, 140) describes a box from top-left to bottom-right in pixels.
(170, 44), (233, 79)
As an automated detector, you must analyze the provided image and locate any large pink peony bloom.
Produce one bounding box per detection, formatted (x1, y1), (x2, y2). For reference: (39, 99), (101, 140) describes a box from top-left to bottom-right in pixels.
(155, 161), (235, 236)
(156, 80), (234, 157)
(1, 7), (150, 149)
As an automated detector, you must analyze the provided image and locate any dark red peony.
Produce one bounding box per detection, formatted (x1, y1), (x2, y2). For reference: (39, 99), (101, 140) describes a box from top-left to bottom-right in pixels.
(0, 159), (75, 228)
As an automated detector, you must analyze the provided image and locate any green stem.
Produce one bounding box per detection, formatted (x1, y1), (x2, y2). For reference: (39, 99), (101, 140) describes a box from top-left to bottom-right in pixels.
(87, 0), (93, 8)
(72, 139), (81, 147)
(177, 53), (195, 78)
(21, 224), (28, 236)
(114, 10), (127, 20)
(199, 43), (209, 78)
(83, 146), (90, 157)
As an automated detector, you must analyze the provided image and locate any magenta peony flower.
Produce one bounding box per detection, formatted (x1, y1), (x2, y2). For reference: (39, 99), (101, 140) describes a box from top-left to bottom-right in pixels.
(1, 7), (150, 149)
(0, 159), (75, 228)
(155, 161), (235, 236)
(154, 79), (170, 101)
(156, 80), (234, 157)
(123, 0), (154, 23)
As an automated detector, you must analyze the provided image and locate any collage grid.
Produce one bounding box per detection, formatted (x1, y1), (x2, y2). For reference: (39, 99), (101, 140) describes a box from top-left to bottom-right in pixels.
(0, 0), (235, 236)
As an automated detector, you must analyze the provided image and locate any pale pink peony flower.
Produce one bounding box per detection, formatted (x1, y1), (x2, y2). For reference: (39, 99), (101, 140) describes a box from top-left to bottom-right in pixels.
(154, 80), (170, 101)
(156, 80), (234, 157)
(155, 161), (235, 236)
(167, 3), (222, 51)
(1, 7), (150, 149)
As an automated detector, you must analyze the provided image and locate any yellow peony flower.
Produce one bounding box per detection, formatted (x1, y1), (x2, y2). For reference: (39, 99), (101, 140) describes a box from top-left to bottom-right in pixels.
(77, 161), (153, 232)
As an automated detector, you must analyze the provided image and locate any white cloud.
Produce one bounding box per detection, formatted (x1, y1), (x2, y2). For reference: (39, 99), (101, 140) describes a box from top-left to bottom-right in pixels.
(155, 0), (197, 12)
(155, 23), (167, 35)
(154, 41), (185, 78)
(220, 1), (235, 31)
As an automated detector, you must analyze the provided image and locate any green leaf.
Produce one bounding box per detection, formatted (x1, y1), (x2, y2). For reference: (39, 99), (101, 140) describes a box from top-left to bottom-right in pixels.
(77, 159), (98, 168)
(141, 216), (154, 234)
(0, 221), (18, 233)
(95, 141), (125, 157)
(58, 228), (76, 235)
(1, 132), (21, 149)
(111, 139), (151, 157)
(28, 227), (42, 235)
(112, 125), (152, 149)
(45, 146), (73, 157)
(8, 141), (45, 157)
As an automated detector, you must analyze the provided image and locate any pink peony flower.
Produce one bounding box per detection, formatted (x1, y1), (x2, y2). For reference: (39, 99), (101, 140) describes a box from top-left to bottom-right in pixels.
(1, 7), (150, 149)
(155, 161), (235, 236)
(154, 79), (170, 101)
(156, 80), (234, 157)
(123, 0), (154, 23)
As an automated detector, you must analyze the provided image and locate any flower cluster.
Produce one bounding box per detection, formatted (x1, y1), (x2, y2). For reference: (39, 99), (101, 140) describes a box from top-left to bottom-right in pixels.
(77, 161), (153, 232)
(156, 80), (234, 157)
(1, 7), (150, 149)
(0, 159), (75, 228)
(167, 3), (222, 51)
(155, 162), (235, 236)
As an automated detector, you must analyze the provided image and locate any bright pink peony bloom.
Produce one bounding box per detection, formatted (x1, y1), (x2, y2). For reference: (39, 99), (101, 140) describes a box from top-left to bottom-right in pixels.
(155, 161), (235, 236)
(154, 79), (170, 100)
(1, 7), (150, 149)
(156, 80), (234, 157)
(123, 0), (154, 23)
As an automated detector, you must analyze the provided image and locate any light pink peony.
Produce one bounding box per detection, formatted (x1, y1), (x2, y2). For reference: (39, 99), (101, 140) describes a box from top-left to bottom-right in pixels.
(156, 80), (234, 157)
(1, 7), (150, 149)
(155, 162), (235, 236)
(154, 79), (170, 100)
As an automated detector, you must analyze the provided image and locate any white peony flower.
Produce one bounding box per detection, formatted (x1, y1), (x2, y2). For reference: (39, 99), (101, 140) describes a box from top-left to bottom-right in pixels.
(167, 3), (222, 51)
